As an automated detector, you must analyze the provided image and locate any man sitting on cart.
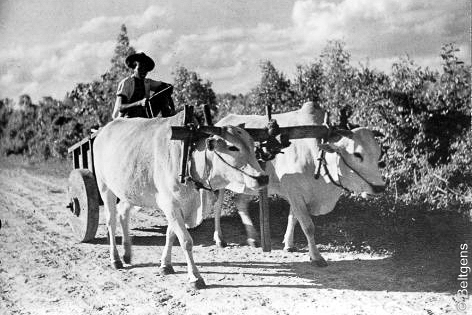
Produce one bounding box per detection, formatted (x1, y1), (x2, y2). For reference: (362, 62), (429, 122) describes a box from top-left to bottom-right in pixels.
(112, 52), (174, 119)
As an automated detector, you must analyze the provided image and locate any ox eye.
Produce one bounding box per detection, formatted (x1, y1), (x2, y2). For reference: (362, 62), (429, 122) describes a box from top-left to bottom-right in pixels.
(228, 146), (240, 152)
(354, 152), (364, 162)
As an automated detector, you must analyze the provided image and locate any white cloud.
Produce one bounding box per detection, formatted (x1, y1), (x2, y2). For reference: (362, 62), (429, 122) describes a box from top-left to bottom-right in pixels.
(133, 22), (299, 92)
(139, 5), (169, 28)
(181, 24), (293, 66)
(0, 4), (169, 101)
(0, 1), (468, 102)
(74, 5), (167, 37)
(57, 4), (169, 52)
(291, 0), (468, 59)
(0, 39), (115, 101)
(133, 29), (174, 59)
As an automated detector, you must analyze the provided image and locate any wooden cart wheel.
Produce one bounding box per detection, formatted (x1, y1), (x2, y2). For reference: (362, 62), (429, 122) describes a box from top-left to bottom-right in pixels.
(67, 169), (99, 242)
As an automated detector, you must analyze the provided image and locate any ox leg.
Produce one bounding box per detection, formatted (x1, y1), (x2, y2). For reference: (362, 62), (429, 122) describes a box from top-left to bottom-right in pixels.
(289, 198), (327, 267)
(118, 202), (133, 265)
(213, 190), (227, 248)
(169, 215), (205, 289)
(234, 194), (259, 247)
(101, 189), (122, 269)
(283, 211), (298, 252)
(159, 225), (176, 275)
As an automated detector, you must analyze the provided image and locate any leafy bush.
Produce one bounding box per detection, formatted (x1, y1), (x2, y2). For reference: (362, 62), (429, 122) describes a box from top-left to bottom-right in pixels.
(249, 60), (297, 115)
(0, 99), (13, 138)
(348, 45), (471, 214)
(1, 106), (38, 155)
(0, 97), (84, 159)
(216, 93), (252, 120)
(235, 41), (470, 216)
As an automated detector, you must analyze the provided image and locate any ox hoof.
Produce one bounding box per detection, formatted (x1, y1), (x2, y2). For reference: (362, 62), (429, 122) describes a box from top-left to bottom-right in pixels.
(187, 278), (206, 290)
(247, 238), (259, 248)
(216, 240), (228, 248)
(112, 260), (124, 269)
(284, 246), (298, 253)
(310, 257), (328, 267)
(123, 255), (132, 265)
(159, 265), (175, 276)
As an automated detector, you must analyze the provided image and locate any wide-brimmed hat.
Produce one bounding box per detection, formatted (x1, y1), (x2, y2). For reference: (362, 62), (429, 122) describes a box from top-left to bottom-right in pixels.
(125, 52), (155, 72)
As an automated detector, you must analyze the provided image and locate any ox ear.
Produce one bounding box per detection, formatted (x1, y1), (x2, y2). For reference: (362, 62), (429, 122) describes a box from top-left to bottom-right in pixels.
(238, 123), (246, 129)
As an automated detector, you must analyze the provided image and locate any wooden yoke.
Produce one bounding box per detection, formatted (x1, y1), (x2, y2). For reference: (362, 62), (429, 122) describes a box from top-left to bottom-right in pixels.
(314, 112), (331, 179)
(179, 105), (194, 183)
(245, 125), (330, 142)
(172, 104), (218, 184)
(250, 107), (331, 252)
(170, 105), (332, 253)
(258, 105), (273, 252)
(203, 104), (213, 126)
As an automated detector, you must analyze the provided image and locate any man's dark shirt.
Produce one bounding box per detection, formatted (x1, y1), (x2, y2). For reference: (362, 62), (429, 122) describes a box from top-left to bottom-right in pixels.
(121, 77), (147, 118)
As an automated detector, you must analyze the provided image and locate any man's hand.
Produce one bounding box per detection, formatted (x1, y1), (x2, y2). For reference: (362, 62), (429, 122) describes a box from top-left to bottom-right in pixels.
(140, 98), (149, 107)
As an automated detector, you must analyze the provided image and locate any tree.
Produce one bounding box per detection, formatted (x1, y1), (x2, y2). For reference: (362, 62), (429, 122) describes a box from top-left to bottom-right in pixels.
(172, 66), (217, 122)
(33, 96), (83, 159)
(108, 24), (136, 80)
(251, 60), (295, 115)
(349, 64), (390, 130)
(100, 24), (136, 120)
(0, 94), (38, 156)
(319, 40), (356, 128)
(66, 80), (107, 130)
(292, 62), (323, 106)
(0, 98), (13, 138)
(18, 94), (34, 109)
(216, 93), (251, 120)
(66, 24), (136, 128)
(437, 43), (470, 115)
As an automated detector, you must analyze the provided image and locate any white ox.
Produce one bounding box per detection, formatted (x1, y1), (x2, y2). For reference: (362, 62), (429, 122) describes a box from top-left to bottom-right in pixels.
(93, 111), (268, 289)
(213, 102), (385, 266)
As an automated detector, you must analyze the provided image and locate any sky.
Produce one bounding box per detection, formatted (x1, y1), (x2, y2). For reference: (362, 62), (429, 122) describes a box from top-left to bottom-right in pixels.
(0, 0), (470, 103)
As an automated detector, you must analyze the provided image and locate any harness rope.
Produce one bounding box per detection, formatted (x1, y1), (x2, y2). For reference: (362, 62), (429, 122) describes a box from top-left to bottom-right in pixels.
(318, 150), (379, 193)
(186, 146), (213, 191)
(213, 151), (263, 180)
(319, 153), (350, 193)
(186, 143), (261, 191)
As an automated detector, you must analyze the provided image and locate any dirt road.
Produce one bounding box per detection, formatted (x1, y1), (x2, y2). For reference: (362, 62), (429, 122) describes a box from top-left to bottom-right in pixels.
(0, 159), (463, 314)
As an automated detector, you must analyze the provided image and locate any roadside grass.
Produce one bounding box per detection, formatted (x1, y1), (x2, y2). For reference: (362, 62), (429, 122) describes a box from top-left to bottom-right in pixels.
(0, 154), (70, 178)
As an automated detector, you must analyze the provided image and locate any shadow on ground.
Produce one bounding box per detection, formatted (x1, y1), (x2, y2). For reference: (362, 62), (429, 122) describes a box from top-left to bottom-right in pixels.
(89, 197), (470, 294)
(197, 256), (453, 292)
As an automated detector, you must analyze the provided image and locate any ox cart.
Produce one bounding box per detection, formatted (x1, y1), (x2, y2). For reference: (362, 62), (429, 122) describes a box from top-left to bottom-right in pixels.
(65, 100), (331, 249)
(66, 132), (101, 242)
(65, 87), (175, 242)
